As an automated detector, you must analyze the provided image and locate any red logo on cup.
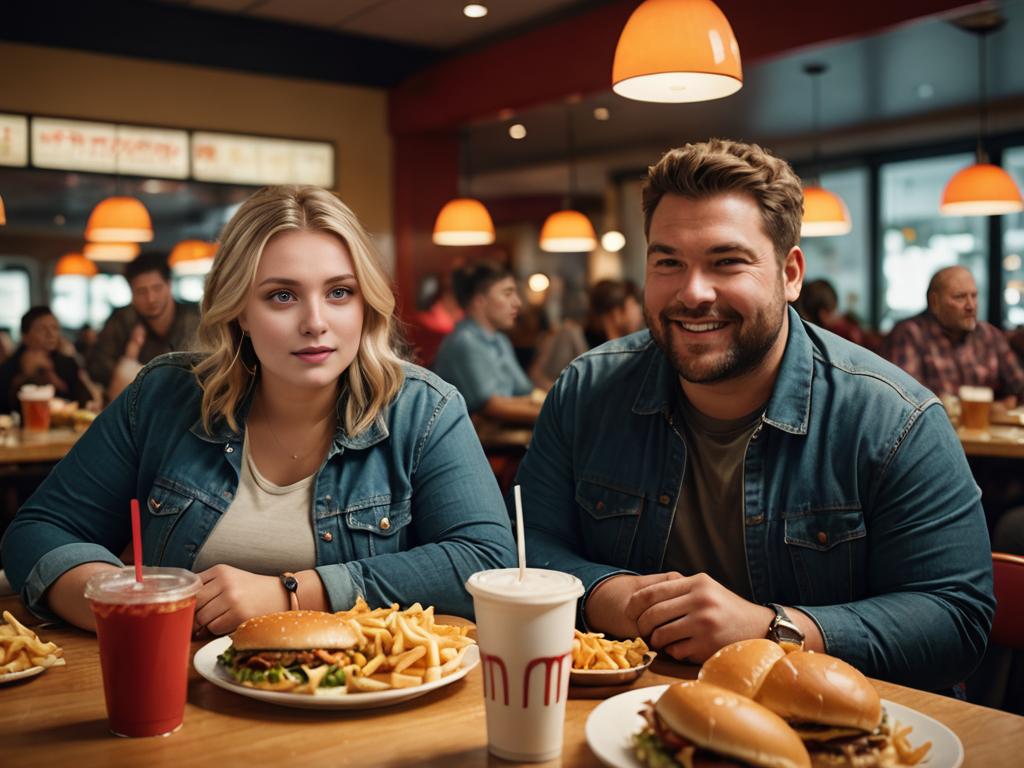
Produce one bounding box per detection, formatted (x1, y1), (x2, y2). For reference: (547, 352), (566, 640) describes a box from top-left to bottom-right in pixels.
(481, 652), (509, 706)
(522, 651), (571, 708)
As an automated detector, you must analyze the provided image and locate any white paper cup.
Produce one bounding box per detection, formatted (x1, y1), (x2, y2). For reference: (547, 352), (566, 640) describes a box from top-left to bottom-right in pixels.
(466, 568), (584, 762)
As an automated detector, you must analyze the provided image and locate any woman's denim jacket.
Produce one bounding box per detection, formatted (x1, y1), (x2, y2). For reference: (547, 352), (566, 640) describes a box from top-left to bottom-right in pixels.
(515, 308), (994, 691)
(2, 354), (516, 620)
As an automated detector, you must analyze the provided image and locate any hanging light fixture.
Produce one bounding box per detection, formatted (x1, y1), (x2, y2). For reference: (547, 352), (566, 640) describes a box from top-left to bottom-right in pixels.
(800, 63), (851, 238)
(85, 196), (154, 243)
(84, 241), (141, 262)
(540, 105), (597, 252)
(433, 128), (495, 246)
(0, 192), (6, 225)
(612, 0), (742, 103)
(941, 12), (1023, 216)
(55, 252), (98, 277)
(169, 239), (218, 275)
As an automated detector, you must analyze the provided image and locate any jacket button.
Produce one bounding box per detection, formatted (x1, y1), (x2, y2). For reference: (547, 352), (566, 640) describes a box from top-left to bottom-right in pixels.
(817, 531), (828, 545)
(380, 517), (391, 531)
(659, 494), (671, 505)
(225, 444), (234, 454)
(321, 531), (333, 542)
(595, 501), (605, 511)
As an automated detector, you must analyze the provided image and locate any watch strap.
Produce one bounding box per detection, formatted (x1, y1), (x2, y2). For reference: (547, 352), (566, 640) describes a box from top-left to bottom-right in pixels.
(280, 572), (300, 611)
(766, 602), (804, 650)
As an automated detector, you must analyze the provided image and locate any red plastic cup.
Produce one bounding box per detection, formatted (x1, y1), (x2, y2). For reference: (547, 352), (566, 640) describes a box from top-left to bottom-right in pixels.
(84, 567), (201, 737)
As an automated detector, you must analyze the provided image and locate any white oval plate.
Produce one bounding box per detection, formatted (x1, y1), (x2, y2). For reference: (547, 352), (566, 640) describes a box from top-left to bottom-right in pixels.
(193, 636), (479, 710)
(585, 685), (964, 768)
(0, 665), (45, 684)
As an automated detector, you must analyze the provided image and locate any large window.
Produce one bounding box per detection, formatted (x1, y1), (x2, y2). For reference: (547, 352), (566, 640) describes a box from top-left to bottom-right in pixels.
(0, 267), (31, 340)
(800, 168), (870, 323)
(52, 273), (131, 331)
(1003, 147), (1024, 327)
(879, 153), (989, 331)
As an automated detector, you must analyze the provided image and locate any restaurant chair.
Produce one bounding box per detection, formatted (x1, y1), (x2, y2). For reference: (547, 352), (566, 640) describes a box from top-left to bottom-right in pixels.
(991, 551), (1024, 650)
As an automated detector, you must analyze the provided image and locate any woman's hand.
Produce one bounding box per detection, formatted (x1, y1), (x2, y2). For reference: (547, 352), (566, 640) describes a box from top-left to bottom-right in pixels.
(193, 564), (288, 636)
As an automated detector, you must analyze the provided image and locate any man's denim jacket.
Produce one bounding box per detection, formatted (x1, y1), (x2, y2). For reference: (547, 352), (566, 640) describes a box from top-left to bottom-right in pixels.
(514, 308), (994, 690)
(3, 354), (516, 621)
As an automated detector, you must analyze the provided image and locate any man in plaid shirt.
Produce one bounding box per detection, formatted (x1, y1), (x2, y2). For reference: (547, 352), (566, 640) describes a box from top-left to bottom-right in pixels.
(884, 265), (1024, 404)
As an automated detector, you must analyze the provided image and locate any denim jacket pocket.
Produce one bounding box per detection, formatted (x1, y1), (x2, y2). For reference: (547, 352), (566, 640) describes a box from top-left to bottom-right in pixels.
(147, 479), (196, 563)
(575, 479), (643, 566)
(343, 496), (413, 558)
(783, 508), (866, 603)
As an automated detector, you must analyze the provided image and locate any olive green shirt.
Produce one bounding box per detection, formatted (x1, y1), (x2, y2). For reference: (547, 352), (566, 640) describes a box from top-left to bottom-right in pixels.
(662, 395), (763, 600)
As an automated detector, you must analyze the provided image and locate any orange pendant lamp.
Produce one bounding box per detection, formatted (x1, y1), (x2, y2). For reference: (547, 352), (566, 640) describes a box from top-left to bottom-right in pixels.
(941, 12), (1023, 217)
(85, 196), (154, 242)
(55, 252), (99, 277)
(800, 63), (851, 238)
(433, 198), (495, 245)
(169, 239), (218, 275)
(433, 128), (496, 246)
(0, 192), (6, 225)
(612, 0), (742, 103)
(540, 105), (597, 253)
(84, 241), (141, 262)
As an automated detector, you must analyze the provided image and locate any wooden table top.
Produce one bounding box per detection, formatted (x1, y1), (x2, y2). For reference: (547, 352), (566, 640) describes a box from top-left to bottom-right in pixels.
(0, 428), (81, 464)
(3, 597), (1022, 768)
(958, 424), (1024, 459)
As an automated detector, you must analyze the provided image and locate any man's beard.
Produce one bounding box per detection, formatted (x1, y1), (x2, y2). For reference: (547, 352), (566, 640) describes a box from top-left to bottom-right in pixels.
(646, 288), (787, 385)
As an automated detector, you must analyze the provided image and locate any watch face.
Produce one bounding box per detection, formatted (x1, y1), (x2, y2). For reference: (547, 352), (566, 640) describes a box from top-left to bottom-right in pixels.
(282, 576), (298, 591)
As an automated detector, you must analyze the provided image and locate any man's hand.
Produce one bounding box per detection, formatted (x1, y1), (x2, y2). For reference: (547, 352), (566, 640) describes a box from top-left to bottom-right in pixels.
(584, 572), (688, 639)
(626, 572), (773, 663)
(193, 564), (288, 637)
(123, 324), (146, 361)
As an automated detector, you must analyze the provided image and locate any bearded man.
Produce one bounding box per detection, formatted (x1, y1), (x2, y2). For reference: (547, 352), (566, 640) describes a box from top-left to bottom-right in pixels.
(513, 139), (993, 693)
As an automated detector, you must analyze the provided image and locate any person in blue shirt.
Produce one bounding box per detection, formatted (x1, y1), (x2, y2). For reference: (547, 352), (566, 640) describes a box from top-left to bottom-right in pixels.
(433, 261), (542, 424)
(514, 139), (993, 691)
(2, 185), (515, 634)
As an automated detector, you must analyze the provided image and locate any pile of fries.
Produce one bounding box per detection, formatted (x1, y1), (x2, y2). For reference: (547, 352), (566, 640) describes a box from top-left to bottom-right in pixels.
(1, 610), (65, 674)
(571, 629), (650, 670)
(324, 598), (475, 693)
(892, 720), (932, 766)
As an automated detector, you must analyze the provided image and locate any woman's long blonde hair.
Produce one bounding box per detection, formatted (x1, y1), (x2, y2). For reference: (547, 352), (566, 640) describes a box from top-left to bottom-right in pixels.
(193, 185), (404, 436)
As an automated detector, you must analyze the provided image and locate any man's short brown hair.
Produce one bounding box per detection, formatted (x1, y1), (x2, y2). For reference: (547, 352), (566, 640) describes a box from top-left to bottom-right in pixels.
(642, 138), (804, 260)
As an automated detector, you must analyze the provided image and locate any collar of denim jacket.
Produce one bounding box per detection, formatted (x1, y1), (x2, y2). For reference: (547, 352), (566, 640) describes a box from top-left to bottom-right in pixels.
(631, 305), (812, 435)
(188, 382), (390, 450)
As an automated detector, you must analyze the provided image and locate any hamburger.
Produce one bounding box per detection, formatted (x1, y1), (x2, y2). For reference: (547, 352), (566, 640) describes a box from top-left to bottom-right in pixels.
(217, 610), (359, 692)
(702, 644), (897, 768)
(633, 680), (811, 768)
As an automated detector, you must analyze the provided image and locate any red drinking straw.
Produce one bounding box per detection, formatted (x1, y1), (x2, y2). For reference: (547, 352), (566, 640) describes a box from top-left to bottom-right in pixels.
(130, 498), (143, 583)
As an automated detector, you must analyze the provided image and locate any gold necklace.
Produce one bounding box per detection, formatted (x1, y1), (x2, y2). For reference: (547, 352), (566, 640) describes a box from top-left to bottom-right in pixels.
(255, 399), (334, 462)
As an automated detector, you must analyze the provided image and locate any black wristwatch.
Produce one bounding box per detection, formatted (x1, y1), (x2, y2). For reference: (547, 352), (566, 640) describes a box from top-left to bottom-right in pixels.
(765, 603), (804, 650)
(280, 572), (300, 611)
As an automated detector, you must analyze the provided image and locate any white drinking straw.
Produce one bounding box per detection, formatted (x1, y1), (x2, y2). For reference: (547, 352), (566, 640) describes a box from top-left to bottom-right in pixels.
(514, 484), (526, 583)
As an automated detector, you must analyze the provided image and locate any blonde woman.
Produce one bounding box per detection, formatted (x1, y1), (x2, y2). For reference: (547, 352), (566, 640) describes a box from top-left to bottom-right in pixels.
(2, 186), (516, 633)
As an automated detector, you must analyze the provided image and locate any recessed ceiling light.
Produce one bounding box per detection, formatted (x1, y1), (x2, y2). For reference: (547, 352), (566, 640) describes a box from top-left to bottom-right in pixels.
(509, 123), (527, 140)
(593, 107), (610, 121)
(463, 4), (488, 18)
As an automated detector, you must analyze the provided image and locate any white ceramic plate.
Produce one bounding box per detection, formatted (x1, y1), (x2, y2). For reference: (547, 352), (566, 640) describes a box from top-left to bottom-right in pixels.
(570, 652), (657, 687)
(0, 665), (46, 684)
(193, 636), (479, 710)
(585, 685), (964, 768)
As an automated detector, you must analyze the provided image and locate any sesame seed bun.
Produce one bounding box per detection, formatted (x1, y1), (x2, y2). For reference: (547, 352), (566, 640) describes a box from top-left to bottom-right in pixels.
(230, 610), (358, 651)
(698, 639), (788, 699)
(756, 651), (881, 732)
(654, 681), (811, 768)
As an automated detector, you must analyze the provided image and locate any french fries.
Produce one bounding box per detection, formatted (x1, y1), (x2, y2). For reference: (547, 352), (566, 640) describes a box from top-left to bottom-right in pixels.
(0, 610), (65, 674)
(572, 629), (650, 670)
(330, 598), (474, 694)
(892, 721), (932, 766)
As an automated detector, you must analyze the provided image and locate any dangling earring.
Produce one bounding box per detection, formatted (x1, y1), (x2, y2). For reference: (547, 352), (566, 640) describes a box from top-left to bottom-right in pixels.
(232, 331), (258, 376)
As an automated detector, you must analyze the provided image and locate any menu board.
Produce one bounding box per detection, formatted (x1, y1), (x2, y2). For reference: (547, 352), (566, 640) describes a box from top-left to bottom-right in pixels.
(0, 114), (28, 167)
(192, 132), (334, 187)
(31, 118), (189, 178)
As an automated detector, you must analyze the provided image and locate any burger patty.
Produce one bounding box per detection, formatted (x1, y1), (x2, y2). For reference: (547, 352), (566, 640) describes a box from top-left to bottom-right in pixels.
(234, 649), (352, 670)
(636, 704), (752, 768)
